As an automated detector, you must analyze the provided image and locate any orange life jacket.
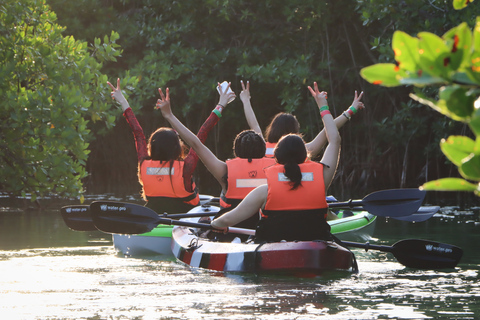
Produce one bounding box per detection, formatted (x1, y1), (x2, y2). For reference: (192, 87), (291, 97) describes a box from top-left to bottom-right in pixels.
(263, 161), (328, 212)
(220, 157), (276, 208)
(265, 142), (277, 158)
(140, 160), (199, 206)
(255, 161), (331, 243)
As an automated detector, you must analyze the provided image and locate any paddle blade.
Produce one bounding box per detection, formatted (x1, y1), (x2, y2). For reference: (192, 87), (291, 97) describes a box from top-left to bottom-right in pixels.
(60, 205), (97, 231)
(392, 239), (463, 269)
(90, 201), (161, 234)
(362, 188), (426, 217)
(391, 206), (440, 222)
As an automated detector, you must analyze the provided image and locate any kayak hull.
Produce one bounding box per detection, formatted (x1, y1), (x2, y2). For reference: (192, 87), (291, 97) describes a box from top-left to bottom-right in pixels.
(171, 226), (355, 276)
(113, 205), (376, 257)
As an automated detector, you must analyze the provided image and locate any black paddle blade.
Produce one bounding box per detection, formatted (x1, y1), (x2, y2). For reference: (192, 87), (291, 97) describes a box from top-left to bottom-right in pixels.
(90, 201), (161, 234)
(362, 188), (426, 217)
(392, 239), (463, 269)
(60, 205), (97, 231)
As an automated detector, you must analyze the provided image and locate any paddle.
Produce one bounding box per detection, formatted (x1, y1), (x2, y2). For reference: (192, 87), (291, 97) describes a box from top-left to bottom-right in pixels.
(338, 239), (463, 269)
(90, 201), (462, 269)
(90, 201), (254, 235)
(328, 188), (426, 217)
(391, 205), (440, 222)
(61, 205), (97, 231)
(60, 204), (219, 232)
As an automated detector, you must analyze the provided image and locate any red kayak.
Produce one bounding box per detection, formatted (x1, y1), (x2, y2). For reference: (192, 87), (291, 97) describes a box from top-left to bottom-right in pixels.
(171, 226), (356, 277)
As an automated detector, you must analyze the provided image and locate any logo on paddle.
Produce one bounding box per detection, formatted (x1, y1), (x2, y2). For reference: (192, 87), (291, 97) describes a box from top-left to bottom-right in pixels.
(99, 204), (127, 212)
(425, 244), (453, 254)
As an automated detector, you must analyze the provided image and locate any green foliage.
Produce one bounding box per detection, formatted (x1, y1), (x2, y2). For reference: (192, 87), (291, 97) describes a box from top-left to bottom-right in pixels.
(360, 1), (480, 195)
(0, 0), (135, 200)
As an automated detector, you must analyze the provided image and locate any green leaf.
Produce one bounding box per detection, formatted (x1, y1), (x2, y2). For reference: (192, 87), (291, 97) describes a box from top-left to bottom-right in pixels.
(453, 0), (475, 10)
(392, 31), (420, 72)
(360, 63), (406, 87)
(460, 153), (480, 180)
(440, 135), (475, 166)
(421, 178), (478, 191)
(438, 85), (475, 119)
(417, 32), (451, 79)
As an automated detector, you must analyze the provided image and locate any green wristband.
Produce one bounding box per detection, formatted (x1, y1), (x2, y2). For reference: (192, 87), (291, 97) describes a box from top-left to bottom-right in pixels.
(349, 106), (358, 114)
(319, 105), (329, 112)
(212, 109), (222, 118)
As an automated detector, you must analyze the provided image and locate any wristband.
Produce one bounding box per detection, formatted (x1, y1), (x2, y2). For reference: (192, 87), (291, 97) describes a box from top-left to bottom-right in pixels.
(349, 105), (358, 114)
(212, 109), (222, 118)
(216, 104), (224, 112)
(343, 111), (351, 120)
(346, 109), (355, 117)
(319, 105), (329, 112)
(320, 110), (331, 118)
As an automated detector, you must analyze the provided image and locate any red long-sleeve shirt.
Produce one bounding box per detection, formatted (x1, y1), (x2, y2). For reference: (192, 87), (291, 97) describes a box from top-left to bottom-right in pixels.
(123, 108), (219, 192)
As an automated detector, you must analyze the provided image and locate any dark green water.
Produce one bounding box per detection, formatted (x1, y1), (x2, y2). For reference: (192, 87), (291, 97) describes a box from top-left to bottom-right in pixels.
(0, 195), (479, 319)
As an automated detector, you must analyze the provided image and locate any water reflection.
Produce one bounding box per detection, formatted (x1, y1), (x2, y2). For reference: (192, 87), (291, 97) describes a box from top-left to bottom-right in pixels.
(0, 197), (479, 319)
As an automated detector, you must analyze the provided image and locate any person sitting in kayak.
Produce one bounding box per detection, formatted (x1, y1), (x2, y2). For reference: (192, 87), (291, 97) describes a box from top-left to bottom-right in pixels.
(155, 85), (275, 235)
(240, 80), (364, 159)
(210, 82), (340, 243)
(107, 78), (235, 214)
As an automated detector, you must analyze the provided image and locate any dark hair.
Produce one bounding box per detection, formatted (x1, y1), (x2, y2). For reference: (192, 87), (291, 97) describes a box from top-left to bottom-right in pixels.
(264, 112), (300, 143)
(233, 130), (266, 161)
(139, 127), (185, 200)
(274, 134), (307, 190)
(148, 127), (184, 161)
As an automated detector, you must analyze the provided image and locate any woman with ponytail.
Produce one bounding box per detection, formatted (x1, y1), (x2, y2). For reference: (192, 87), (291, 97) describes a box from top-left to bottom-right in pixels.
(211, 82), (340, 243)
(107, 78), (235, 214)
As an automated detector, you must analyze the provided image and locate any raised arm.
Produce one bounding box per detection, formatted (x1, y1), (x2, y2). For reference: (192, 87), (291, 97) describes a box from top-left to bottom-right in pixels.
(211, 184), (268, 231)
(306, 91), (364, 158)
(240, 80), (263, 139)
(156, 84), (235, 192)
(308, 82), (341, 190)
(108, 78), (148, 162)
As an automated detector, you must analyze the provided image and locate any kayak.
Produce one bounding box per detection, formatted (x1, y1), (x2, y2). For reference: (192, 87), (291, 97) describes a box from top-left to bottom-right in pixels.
(171, 226), (356, 276)
(112, 204), (376, 257)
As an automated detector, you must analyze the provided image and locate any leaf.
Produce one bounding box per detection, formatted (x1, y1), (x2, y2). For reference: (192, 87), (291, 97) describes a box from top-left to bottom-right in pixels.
(360, 63), (406, 87)
(440, 135), (475, 166)
(438, 85), (475, 119)
(421, 178), (478, 191)
(442, 22), (472, 71)
(392, 31), (420, 72)
(417, 32), (451, 79)
(460, 153), (480, 180)
(453, 0), (475, 10)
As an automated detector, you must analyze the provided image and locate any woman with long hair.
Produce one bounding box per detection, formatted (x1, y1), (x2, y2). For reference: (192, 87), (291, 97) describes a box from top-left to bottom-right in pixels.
(107, 78), (235, 214)
(211, 82), (340, 243)
(240, 80), (364, 158)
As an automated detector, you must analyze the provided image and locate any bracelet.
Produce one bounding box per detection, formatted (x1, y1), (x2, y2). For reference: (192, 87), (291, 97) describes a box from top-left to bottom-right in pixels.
(212, 109), (222, 118)
(343, 111), (351, 120)
(348, 105), (358, 114)
(319, 105), (329, 112)
(216, 104), (224, 112)
(346, 109), (355, 117)
(320, 110), (331, 118)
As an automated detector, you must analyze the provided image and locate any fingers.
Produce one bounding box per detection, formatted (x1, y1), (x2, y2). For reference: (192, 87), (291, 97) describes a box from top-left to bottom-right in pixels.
(116, 78), (121, 90)
(107, 81), (115, 91)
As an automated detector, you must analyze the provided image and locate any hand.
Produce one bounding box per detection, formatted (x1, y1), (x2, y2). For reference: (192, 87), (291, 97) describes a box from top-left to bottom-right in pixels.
(210, 219), (228, 233)
(107, 78), (129, 111)
(239, 80), (250, 102)
(351, 90), (365, 111)
(217, 82), (236, 107)
(155, 88), (172, 117)
(308, 82), (328, 108)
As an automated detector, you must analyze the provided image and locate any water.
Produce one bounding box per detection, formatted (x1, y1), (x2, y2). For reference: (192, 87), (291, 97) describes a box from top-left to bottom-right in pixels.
(0, 196), (479, 319)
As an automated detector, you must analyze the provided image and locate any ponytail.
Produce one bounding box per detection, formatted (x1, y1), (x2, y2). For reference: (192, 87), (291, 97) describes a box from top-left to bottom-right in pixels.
(283, 161), (303, 190)
(274, 134), (307, 190)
